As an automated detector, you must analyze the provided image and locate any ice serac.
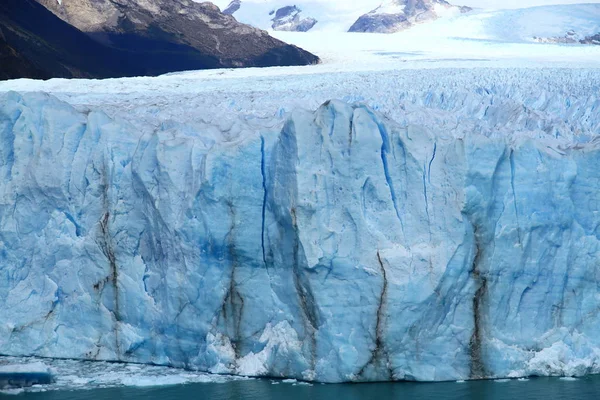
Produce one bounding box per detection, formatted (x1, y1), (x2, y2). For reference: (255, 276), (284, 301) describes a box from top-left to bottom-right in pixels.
(1, 90), (600, 382)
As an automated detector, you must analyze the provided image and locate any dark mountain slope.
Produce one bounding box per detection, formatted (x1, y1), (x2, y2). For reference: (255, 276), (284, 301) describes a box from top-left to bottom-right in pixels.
(0, 0), (318, 81)
(36, 0), (319, 68)
(0, 0), (224, 80)
(0, 26), (49, 80)
(2, 0), (124, 79)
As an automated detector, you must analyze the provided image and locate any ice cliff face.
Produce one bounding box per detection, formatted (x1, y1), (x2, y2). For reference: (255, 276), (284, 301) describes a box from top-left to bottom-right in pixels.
(1, 85), (600, 382)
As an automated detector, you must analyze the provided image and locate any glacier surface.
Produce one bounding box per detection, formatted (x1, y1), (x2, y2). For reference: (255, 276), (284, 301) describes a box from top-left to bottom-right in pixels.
(1, 68), (600, 382)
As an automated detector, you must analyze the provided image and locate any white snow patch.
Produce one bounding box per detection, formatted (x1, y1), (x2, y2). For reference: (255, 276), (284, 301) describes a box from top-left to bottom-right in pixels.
(374, 1), (406, 15)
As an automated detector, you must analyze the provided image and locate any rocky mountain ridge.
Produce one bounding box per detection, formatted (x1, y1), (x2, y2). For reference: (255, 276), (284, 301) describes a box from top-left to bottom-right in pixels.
(0, 0), (318, 80)
(36, 0), (319, 68)
(349, 0), (471, 33)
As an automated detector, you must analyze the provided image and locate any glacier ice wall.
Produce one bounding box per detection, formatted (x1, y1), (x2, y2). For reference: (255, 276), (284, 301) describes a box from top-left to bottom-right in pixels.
(1, 89), (600, 382)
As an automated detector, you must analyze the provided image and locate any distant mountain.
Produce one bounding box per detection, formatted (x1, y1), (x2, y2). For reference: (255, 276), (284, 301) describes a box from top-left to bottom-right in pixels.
(35, 0), (319, 69)
(349, 0), (471, 33)
(270, 5), (318, 32)
(222, 0), (319, 32)
(214, 0), (471, 33)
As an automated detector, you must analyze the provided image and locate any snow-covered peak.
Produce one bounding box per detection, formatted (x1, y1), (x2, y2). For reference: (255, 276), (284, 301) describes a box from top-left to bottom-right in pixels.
(215, 0), (472, 33)
(269, 5), (318, 32)
(373, 0), (407, 15)
(350, 0), (471, 33)
(210, 0), (384, 32)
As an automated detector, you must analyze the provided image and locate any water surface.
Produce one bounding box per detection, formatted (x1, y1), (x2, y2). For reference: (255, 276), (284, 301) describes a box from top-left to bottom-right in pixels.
(5, 375), (600, 400)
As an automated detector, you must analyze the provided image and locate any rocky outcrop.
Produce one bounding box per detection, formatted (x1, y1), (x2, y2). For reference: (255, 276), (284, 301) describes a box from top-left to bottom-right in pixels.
(581, 33), (600, 45)
(270, 5), (318, 32)
(223, 0), (241, 15)
(533, 30), (600, 45)
(349, 0), (471, 33)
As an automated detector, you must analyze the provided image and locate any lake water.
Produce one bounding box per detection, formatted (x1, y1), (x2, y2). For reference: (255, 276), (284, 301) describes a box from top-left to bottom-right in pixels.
(4, 375), (600, 400)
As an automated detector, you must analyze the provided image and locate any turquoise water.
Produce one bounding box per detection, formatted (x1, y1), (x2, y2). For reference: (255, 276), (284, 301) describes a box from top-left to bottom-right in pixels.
(4, 376), (600, 400)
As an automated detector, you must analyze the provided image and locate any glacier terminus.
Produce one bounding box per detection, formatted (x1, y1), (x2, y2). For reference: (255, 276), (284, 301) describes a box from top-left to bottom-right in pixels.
(1, 68), (600, 383)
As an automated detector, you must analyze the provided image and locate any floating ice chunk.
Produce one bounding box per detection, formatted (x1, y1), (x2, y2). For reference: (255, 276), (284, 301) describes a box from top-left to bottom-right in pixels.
(120, 375), (189, 387)
(0, 362), (54, 389)
(0, 388), (25, 395)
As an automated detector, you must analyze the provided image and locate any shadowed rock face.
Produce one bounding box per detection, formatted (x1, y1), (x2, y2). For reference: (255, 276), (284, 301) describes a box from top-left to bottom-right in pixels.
(35, 0), (319, 69)
(0, 0), (319, 80)
(0, 0), (177, 80)
(349, 0), (471, 33)
(0, 26), (48, 80)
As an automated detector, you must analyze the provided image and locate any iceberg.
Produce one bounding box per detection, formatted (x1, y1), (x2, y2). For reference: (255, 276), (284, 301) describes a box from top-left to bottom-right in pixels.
(1, 84), (600, 383)
(0, 362), (54, 389)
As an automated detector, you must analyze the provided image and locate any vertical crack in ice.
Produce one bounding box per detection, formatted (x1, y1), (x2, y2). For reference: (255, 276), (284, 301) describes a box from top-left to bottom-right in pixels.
(221, 201), (244, 360)
(260, 136), (268, 267)
(357, 251), (391, 379)
(348, 114), (354, 149)
(97, 155), (121, 358)
(368, 110), (405, 236)
(509, 150), (522, 246)
(468, 226), (487, 380)
(428, 142), (437, 184)
(422, 162), (432, 239)
(1, 106), (22, 183)
(290, 207), (319, 370)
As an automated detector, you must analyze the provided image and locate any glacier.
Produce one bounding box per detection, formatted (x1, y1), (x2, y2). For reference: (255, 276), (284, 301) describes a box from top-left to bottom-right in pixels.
(1, 68), (600, 383)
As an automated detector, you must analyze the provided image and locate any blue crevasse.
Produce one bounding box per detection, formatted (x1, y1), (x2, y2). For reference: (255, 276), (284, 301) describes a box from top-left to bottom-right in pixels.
(1, 91), (600, 382)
